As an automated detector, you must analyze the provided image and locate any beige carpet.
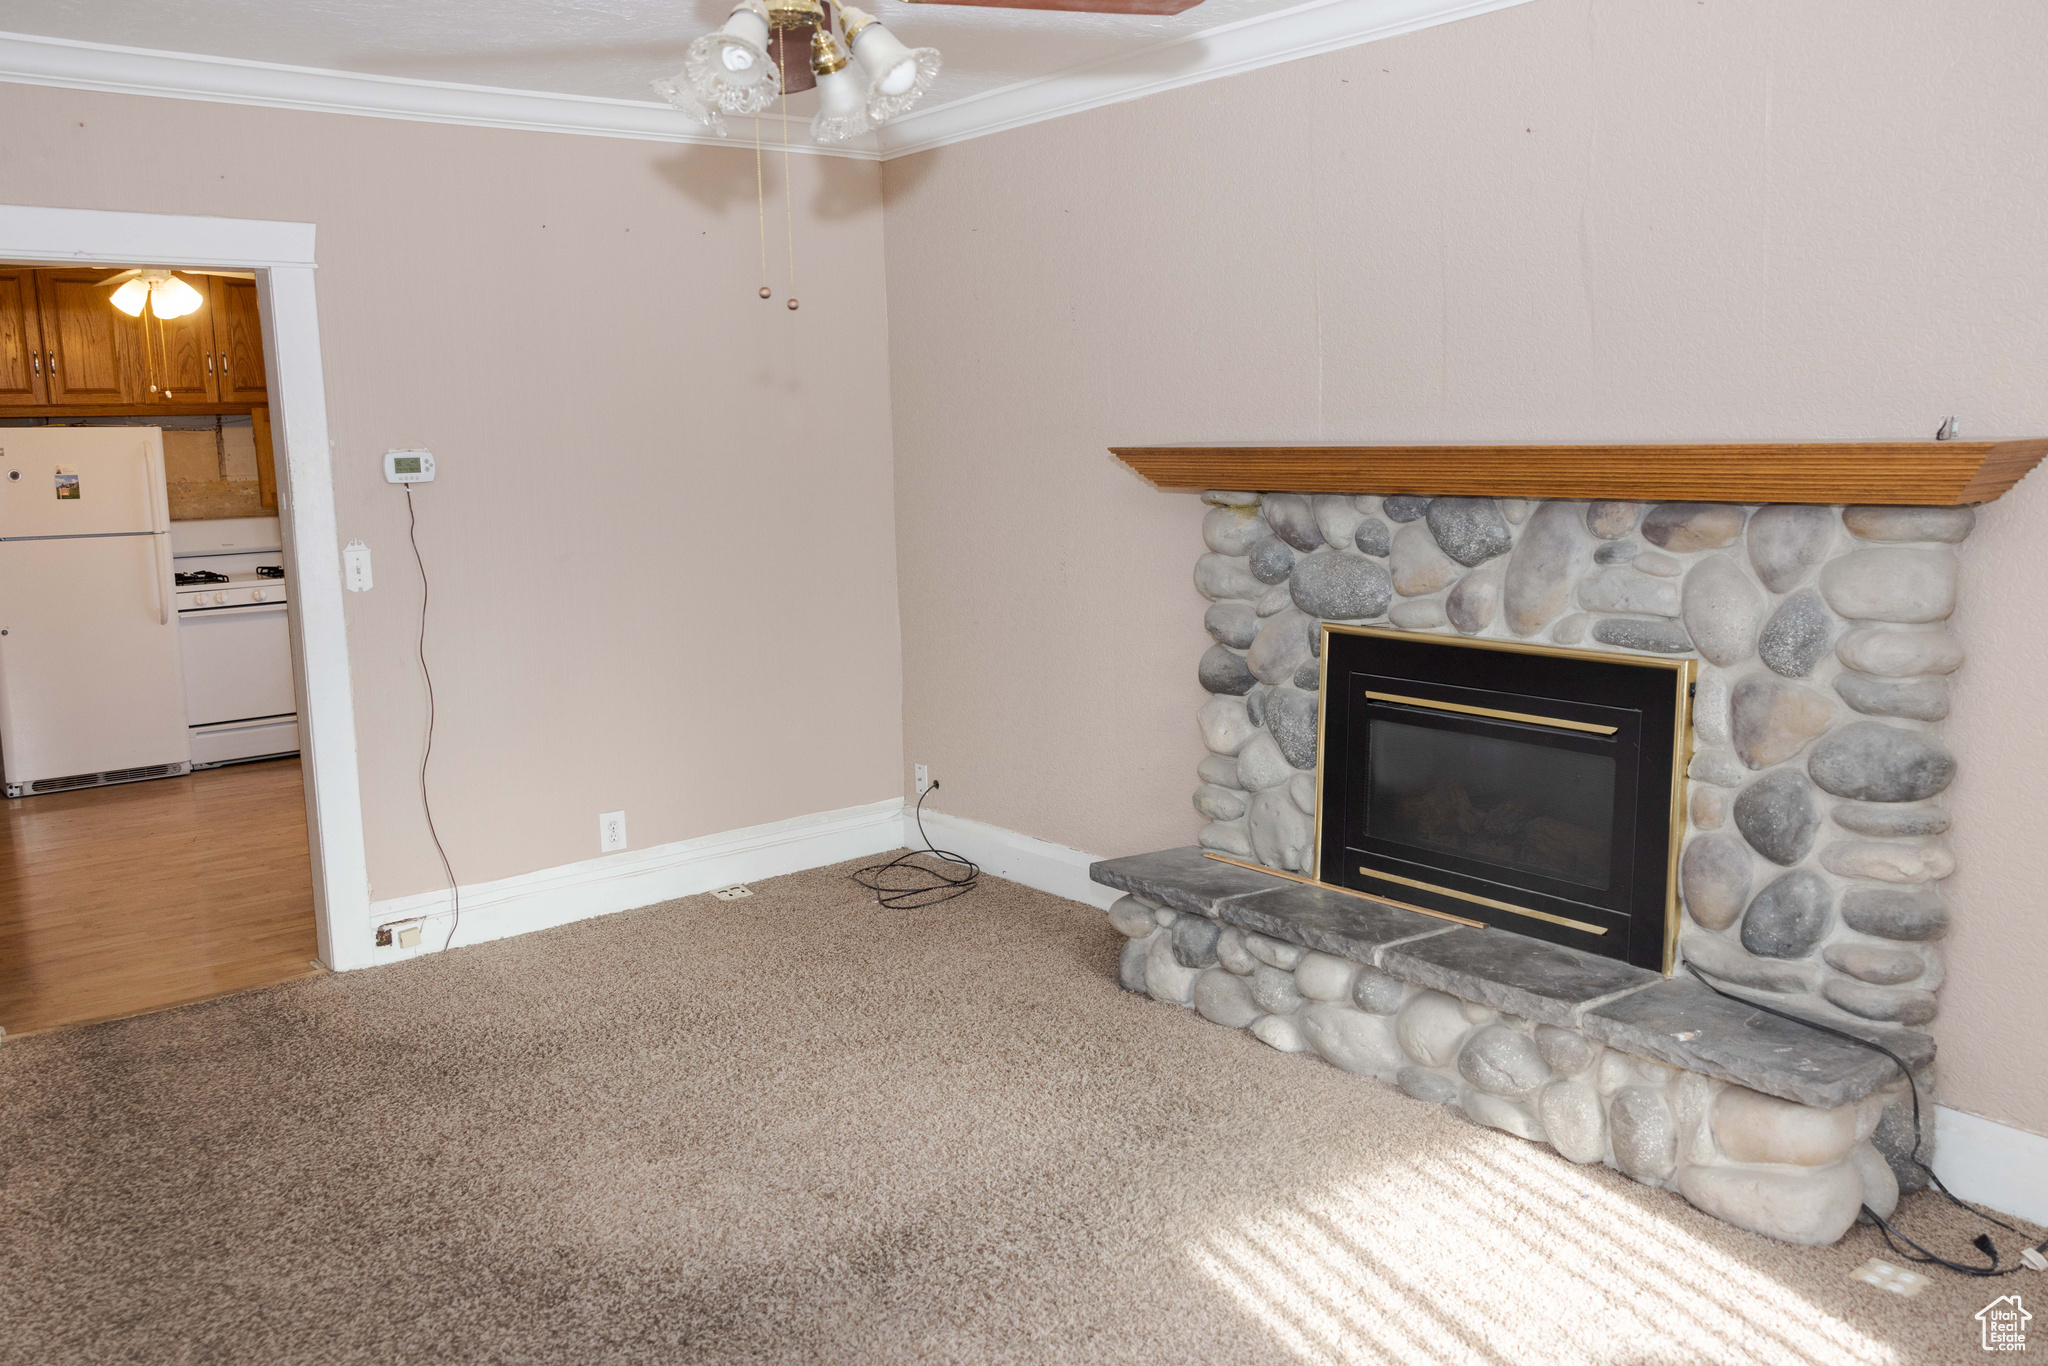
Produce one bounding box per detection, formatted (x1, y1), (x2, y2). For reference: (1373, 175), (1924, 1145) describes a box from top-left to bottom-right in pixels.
(1, 858), (2036, 1364)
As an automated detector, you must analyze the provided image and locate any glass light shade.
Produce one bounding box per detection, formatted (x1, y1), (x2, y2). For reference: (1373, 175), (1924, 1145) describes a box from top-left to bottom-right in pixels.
(681, 1), (780, 118)
(849, 24), (940, 122)
(109, 279), (150, 317)
(151, 275), (205, 319)
(810, 65), (871, 144)
(650, 72), (727, 135)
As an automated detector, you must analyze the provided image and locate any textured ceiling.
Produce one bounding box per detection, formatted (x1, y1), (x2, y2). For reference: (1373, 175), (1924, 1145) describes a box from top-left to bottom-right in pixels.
(7, 0), (1309, 114)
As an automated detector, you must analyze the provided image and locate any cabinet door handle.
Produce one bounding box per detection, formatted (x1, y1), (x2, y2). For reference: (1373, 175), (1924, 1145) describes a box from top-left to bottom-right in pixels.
(45, 351), (55, 375)
(206, 352), (214, 377)
(30, 353), (39, 376)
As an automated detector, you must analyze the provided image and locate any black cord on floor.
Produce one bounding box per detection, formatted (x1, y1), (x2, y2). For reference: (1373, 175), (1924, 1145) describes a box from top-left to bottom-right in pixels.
(404, 485), (462, 952)
(851, 783), (979, 909)
(1683, 961), (2047, 1277)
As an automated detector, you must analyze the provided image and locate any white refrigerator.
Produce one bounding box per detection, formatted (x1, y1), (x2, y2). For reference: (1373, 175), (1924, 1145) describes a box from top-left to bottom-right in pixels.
(0, 428), (191, 797)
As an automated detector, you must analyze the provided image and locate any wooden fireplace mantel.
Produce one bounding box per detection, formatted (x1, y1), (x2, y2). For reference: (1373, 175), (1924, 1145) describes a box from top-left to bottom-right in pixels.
(1108, 440), (2048, 506)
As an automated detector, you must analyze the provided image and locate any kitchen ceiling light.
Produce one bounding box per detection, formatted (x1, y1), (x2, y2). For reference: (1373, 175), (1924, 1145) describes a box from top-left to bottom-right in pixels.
(100, 269), (217, 319)
(109, 278), (151, 317)
(150, 275), (206, 319)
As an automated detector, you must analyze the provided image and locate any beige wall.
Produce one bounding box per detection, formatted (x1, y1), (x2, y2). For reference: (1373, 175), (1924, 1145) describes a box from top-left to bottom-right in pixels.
(1, 84), (905, 901)
(881, 0), (2048, 1134)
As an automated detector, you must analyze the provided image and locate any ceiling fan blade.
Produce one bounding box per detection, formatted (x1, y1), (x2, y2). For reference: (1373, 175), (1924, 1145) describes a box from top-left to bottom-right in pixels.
(95, 269), (143, 287)
(177, 269), (257, 280)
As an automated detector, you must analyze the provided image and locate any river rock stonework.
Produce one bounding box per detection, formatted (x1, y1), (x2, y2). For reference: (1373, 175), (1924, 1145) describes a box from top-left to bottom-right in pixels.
(1104, 887), (1910, 1245)
(1192, 492), (1971, 1042)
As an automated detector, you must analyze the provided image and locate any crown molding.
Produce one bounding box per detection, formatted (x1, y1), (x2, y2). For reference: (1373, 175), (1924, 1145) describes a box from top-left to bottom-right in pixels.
(874, 0), (1531, 157)
(0, 0), (1530, 163)
(0, 30), (885, 160)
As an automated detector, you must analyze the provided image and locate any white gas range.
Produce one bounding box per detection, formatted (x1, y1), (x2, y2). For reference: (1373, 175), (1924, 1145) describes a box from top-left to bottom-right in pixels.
(172, 519), (300, 768)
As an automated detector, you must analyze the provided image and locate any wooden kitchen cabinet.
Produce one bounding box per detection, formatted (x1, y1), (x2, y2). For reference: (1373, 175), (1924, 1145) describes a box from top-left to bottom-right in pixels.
(211, 276), (269, 404)
(3, 268), (267, 414)
(35, 269), (150, 405)
(148, 278), (222, 404)
(0, 269), (45, 407)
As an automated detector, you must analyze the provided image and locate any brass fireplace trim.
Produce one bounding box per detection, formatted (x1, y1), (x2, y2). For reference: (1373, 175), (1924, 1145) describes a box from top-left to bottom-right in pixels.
(1310, 624), (1696, 976)
(1199, 851), (1485, 929)
(1357, 865), (1607, 935)
(1362, 690), (1620, 736)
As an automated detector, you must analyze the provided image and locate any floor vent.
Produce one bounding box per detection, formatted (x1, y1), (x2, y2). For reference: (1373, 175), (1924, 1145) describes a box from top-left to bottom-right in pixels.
(99, 764), (176, 784)
(28, 764), (182, 795)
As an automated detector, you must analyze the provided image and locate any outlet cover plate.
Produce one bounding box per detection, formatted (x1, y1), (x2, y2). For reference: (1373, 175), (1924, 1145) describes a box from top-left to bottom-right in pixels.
(709, 884), (753, 901)
(599, 810), (627, 853)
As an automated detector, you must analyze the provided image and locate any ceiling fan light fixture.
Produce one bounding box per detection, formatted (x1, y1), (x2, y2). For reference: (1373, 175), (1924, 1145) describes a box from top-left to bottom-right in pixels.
(809, 32), (873, 143)
(151, 275), (206, 319)
(109, 278), (150, 317)
(678, 0), (781, 117)
(839, 7), (940, 121)
(651, 72), (728, 135)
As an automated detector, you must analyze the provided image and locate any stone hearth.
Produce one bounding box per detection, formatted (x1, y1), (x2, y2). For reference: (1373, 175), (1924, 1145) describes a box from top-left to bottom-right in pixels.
(1093, 846), (1929, 1246)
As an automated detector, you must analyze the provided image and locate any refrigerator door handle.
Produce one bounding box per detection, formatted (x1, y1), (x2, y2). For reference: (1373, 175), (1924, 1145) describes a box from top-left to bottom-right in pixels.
(154, 534), (173, 627)
(144, 444), (172, 626)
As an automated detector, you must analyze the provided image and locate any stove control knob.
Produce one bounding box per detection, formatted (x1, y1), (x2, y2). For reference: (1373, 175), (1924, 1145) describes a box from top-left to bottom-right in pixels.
(250, 587), (267, 602)
(215, 591), (228, 605)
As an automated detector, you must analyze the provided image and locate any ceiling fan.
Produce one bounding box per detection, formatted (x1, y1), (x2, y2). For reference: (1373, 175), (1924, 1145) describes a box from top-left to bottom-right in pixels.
(94, 267), (254, 320)
(656, 0), (1195, 309)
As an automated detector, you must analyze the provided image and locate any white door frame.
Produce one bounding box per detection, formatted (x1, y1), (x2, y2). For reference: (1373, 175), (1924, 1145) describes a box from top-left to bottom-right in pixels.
(0, 203), (371, 970)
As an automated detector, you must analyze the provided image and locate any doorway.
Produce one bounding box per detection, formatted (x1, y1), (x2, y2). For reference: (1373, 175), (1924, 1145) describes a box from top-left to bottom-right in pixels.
(0, 263), (315, 1033)
(0, 204), (371, 1034)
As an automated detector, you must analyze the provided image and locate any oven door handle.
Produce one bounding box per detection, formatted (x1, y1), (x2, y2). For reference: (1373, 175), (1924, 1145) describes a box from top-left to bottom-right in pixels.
(179, 602), (290, 618)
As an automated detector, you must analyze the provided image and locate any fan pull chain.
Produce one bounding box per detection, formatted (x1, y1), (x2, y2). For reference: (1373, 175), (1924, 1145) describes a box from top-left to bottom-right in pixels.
(781, 87), (798, 311)
(754, 115), (772, 300)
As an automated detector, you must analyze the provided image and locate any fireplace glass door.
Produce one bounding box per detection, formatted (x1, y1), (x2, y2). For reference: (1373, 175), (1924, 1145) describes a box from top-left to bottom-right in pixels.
(1365, 714), (1618, 890)
(1317, 629), (1690, 972)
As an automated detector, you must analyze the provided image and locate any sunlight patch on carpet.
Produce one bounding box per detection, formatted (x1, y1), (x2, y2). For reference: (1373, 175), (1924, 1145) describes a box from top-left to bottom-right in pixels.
(1186, 1133), (1899, 1366)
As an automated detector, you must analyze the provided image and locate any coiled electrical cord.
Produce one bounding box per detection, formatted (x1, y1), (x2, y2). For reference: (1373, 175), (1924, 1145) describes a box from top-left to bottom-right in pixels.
(851, 782), (980, 909)
(1683, 961), (2048, 1277)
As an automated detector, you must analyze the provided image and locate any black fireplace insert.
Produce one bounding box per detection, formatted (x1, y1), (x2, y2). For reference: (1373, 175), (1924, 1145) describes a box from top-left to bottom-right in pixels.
(1314, 627), (1693, 973)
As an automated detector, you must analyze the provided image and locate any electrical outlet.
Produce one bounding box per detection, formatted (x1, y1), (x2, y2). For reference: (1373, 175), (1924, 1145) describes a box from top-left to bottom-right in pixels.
(914, 764), (931, 794)
(709, 884), (753, 901)
(599, 810), (627, 853)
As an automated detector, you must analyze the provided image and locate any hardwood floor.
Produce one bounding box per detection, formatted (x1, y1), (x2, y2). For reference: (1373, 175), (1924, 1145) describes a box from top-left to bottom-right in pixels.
(0, 757), (318, 1037)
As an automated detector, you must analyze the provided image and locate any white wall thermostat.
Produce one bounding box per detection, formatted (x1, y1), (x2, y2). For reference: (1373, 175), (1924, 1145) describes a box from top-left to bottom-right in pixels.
(384, 449), (436, 483)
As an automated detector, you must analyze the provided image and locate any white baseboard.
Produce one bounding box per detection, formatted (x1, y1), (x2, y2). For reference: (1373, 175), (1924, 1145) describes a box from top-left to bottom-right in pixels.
(903, 805), (1121, 910)
(1934, 1105), (2048, 1227)
(363, 796), (905, 965)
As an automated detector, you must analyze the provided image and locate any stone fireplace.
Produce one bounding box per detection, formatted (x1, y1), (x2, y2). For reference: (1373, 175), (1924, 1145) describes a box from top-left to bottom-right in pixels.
(1089, 473), (2015, 1246)
(1194, 492), (1966, 1025)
